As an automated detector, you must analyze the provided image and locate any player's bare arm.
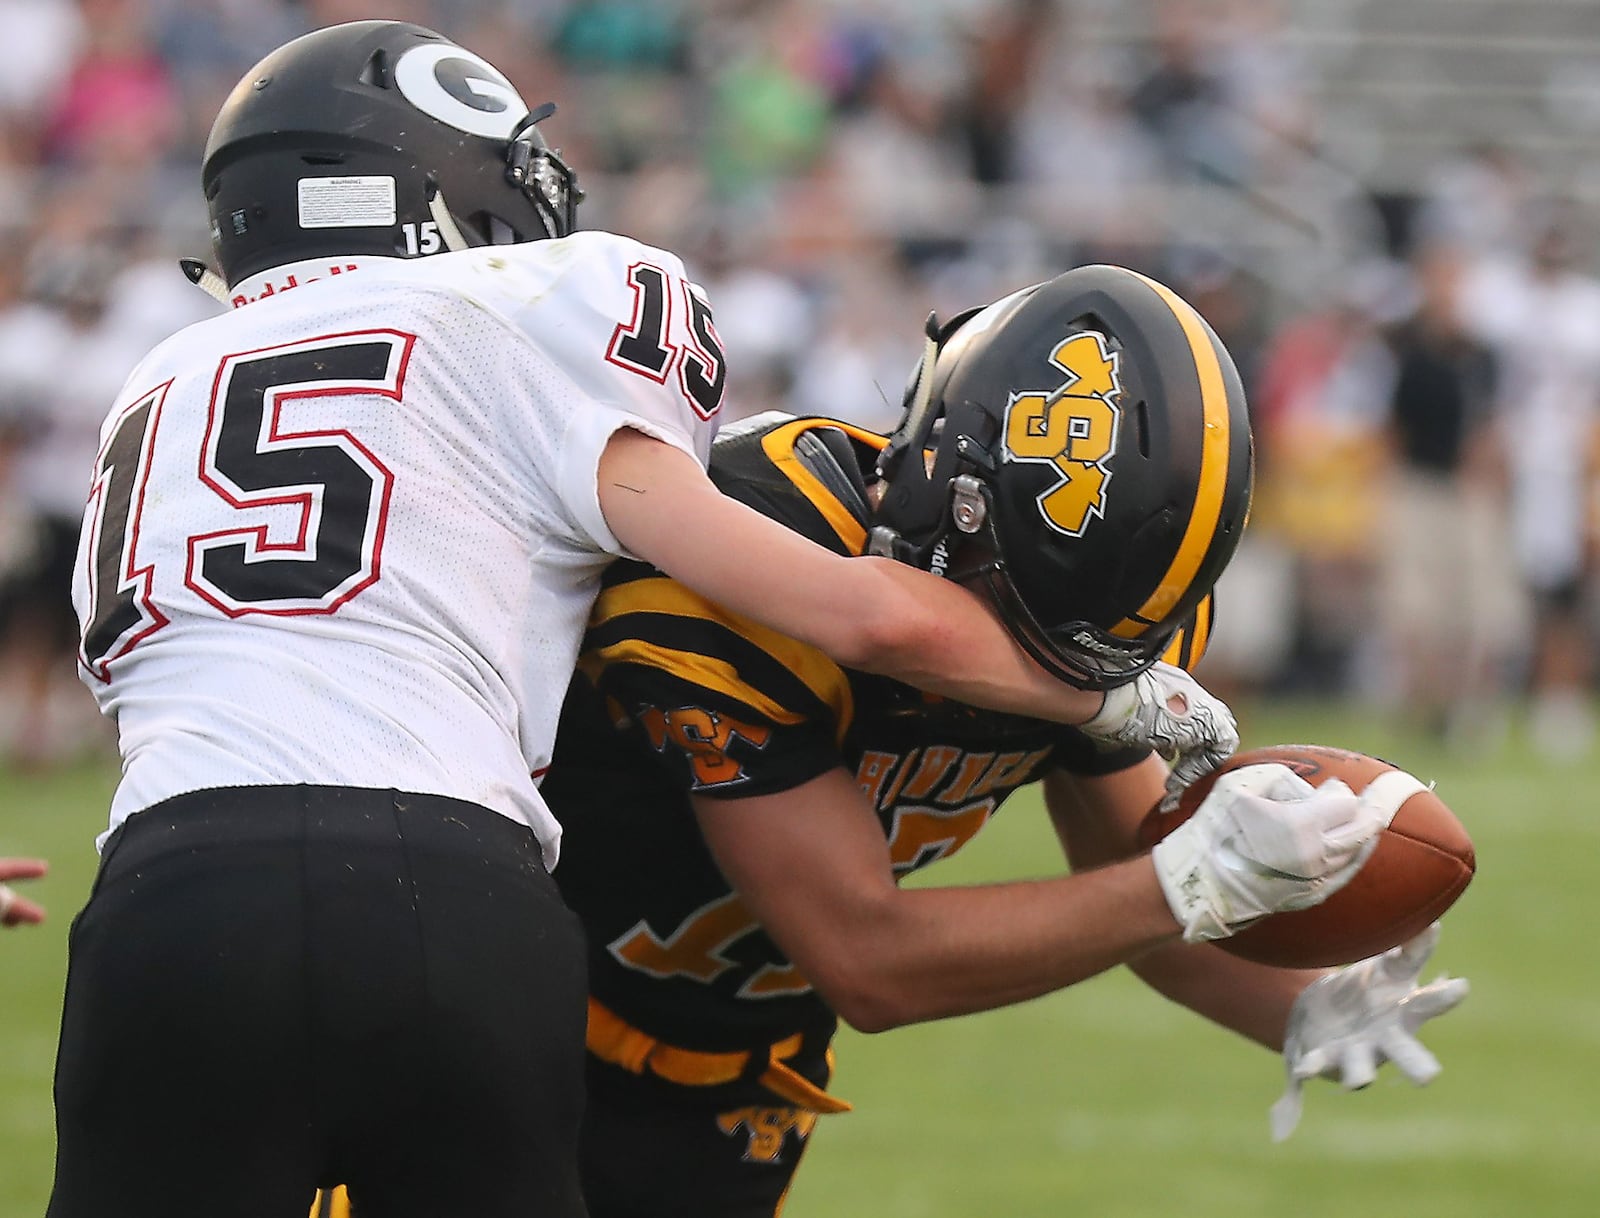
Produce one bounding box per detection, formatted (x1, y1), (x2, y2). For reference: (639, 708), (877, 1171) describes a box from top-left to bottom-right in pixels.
(598, 429), (1107, 719)
(600, 427), (1231, 745)
(689, 767), (1183, 1033)
(688, 749), (1384, 1035)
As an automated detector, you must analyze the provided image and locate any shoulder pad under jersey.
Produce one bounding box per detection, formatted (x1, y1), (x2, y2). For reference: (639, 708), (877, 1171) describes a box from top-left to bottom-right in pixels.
(429, 232), (728, 455)
(709, 412), (886, 556)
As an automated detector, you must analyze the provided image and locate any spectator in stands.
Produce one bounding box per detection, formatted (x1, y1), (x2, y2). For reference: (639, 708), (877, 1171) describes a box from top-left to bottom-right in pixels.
(545, 0), (690, 175)
(0, 0), (81, 125)
(0, 236), (66, 762)
(953, 0), (1055, 186)
(817, 44), (977, 253)
(1377, 242), (1515, 745)
(40, 0), (178, 168)
(1013, 77), (1165, 253)
(1415, 142), (1535, 262)
(1459, 203), (1600, 758)
(1129, 0), (1245, 185)
(1, 217), (146, 765)
(1252, 263), (1402, 692)
(703, 0), (833, 204)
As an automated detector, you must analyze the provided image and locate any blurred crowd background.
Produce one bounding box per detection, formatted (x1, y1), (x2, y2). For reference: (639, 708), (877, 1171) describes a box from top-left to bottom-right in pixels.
(3, 0), (1600, 766)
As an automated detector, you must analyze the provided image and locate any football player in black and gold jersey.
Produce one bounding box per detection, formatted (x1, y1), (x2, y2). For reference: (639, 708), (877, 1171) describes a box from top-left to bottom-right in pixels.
(539, 267), (1467, 1217)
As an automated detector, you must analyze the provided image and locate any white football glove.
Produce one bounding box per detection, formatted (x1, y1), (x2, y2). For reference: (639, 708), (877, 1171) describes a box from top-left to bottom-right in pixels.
(1080, 662), (1239, 801)
(1270, 922), (1469, 1141)
(1150, 763), (1384, 943)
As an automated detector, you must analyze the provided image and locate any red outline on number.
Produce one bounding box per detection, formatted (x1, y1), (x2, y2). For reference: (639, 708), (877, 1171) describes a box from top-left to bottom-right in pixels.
(79, 382), (174, 683)
(676, 279), (725, 421)
(184, 329), (414, 618)
(604, 261), (678, 384)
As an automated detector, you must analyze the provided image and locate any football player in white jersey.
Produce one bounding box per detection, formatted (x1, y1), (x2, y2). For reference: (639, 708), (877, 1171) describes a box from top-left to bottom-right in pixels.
(51, 20), (1243, 1218)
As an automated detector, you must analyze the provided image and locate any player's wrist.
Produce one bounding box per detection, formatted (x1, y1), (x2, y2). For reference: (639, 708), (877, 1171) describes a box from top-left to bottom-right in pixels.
(1149, 827), (1253, 942)
(1079, 679), (1139, 735)
(1072, 688), (1112, 729)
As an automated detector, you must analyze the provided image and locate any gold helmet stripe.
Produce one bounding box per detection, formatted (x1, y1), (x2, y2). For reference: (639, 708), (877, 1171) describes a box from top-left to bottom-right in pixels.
(1111, 270), (1233, 637)
(1192, 592), (1213, 658)
(1158, 592), (1214, 671)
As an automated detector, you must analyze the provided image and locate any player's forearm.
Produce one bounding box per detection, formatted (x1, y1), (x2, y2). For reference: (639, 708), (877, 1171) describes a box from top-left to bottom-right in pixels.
(598, 430), (1103, 726)
(811, 859), (1181, 1033)
(839, 556), (1106, 725)
(1128, 941), (1325, 1051)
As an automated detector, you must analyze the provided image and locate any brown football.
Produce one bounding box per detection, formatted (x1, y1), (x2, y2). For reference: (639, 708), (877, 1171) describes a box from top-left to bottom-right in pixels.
(1137, 744), (1476, 968)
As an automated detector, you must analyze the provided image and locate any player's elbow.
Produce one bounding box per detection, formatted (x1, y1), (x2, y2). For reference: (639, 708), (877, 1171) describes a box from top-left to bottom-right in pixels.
(814, 566), (943, 677)
(806, 948), (921, 1034)
(815, 976), (913, 1035)
(831, 618), (920, 678)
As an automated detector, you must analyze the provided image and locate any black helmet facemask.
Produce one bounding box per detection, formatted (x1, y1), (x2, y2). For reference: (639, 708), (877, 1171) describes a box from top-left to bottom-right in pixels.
(426, 104), (583, 253)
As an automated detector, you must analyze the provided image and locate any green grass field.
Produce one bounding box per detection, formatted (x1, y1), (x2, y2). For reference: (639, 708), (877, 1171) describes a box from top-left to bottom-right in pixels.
(3, 700), (1595, 1217)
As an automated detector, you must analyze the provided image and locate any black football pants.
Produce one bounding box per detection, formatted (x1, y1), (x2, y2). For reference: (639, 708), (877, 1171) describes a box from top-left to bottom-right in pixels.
(48, 785), (588, 1218)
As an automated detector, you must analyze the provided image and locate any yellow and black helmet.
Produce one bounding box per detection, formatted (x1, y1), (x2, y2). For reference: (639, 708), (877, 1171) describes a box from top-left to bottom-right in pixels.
(870, 265), (1252, 690)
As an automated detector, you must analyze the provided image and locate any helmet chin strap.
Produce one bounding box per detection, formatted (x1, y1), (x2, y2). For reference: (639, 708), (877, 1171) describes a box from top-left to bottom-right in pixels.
(427, 186), (472, 253)
(179, 257), (232, 304)
(904, 316), (943, 442)
(875, 313), (944, 488)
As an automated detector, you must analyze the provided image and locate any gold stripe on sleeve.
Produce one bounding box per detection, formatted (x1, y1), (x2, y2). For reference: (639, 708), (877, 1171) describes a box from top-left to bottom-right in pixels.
(584, 576), (856, 740)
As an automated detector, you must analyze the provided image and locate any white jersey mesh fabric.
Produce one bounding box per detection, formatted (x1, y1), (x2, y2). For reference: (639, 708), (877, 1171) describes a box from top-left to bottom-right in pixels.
(71, 233), (723, 866)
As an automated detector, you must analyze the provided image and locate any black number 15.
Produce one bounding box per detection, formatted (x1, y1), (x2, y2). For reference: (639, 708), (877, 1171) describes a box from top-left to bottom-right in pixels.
(79, 331), (411, 679)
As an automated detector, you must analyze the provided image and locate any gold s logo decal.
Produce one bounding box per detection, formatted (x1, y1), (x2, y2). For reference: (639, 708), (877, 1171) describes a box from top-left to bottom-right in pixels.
(1002, 331), (1123, 536)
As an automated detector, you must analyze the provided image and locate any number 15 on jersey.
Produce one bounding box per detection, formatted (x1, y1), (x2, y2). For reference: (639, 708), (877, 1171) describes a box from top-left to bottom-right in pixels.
(77, 330), (413, 680)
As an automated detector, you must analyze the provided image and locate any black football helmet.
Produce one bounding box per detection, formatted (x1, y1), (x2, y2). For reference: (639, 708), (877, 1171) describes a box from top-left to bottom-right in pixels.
(201, 20), (582, 287)
(870, 265), (1253, 690)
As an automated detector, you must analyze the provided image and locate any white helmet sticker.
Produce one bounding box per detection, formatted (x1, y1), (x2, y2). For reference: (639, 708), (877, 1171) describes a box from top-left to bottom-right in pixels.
(393, 43), (529, 141)
(297, 176), (397, 228)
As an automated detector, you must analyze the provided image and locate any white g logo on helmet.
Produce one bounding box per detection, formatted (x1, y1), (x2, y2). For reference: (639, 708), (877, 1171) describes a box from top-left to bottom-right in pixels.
(393, 43), (529, 140)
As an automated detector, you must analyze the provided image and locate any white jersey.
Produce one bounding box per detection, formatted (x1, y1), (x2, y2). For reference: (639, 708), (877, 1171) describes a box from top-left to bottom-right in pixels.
(71, 233), (727, 864)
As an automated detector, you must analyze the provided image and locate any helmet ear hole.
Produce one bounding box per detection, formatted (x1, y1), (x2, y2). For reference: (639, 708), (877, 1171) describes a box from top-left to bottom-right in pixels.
(1133, 398), (1151, 458)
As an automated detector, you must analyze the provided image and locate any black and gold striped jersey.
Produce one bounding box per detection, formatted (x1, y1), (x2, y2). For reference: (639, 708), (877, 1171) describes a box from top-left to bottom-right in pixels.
(543, 413), (1152, 1052)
